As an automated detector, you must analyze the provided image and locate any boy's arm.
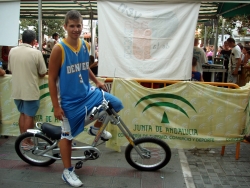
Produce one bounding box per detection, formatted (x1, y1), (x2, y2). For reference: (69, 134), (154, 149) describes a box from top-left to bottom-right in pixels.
(48, 45), (65, 120)
(89, 68), (107, 91)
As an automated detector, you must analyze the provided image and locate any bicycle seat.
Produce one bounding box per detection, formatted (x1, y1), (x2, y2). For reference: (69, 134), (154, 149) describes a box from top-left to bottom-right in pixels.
(41, 123), (61, 140)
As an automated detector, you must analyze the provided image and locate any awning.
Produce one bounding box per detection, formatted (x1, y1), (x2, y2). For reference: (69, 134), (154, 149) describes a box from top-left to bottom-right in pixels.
(18, 0), (250, 22)
(20, 0), (98, 20)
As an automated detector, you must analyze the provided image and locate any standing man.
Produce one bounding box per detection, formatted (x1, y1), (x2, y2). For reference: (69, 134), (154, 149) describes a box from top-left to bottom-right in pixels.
(8, 30), (47, 141)
(219, 41), (231, 82)
(48, 10), (123, 187)
(226, 38), (241, 84)
(193, 38), (207, 81)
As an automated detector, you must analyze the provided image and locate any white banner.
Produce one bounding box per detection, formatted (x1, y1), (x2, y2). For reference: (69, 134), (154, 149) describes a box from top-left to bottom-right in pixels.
(0, 1), (20, 46)
(98, 2), (200, 80)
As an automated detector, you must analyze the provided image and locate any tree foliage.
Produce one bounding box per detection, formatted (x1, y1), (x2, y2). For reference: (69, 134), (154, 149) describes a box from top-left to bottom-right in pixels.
(20, 19), (65, 41)
(225, 15), (250, 36)
(197, 15), (250, 45)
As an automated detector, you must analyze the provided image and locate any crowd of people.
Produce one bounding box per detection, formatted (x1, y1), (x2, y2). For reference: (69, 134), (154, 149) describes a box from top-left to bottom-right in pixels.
(192, 37), (250, 84)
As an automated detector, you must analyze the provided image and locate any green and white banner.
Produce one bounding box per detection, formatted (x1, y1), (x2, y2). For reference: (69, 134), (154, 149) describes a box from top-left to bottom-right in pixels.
(106, 79), (250, 151)
(1, 76), (250, 150)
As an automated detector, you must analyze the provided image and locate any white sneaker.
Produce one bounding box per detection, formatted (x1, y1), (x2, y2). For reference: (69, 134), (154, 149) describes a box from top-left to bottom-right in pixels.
(88, 126), (112, 141)
(62, 168), (83, 187)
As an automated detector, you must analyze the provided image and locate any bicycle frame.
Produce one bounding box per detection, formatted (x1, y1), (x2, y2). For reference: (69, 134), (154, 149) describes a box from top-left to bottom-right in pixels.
(27, 90), (146, 161)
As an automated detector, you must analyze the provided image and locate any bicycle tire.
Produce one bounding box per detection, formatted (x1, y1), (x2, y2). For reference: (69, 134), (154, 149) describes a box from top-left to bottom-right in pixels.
(15, 132), (56, 166)
(125, 137), (171, 171)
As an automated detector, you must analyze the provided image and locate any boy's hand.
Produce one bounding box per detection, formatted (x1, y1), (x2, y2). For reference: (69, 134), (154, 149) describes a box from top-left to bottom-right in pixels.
(96, 81), (107, 92)
(54, 106), (65, 121)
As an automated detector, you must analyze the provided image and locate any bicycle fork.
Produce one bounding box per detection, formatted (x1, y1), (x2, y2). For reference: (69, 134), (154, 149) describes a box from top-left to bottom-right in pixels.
(100, 108), (147, 159)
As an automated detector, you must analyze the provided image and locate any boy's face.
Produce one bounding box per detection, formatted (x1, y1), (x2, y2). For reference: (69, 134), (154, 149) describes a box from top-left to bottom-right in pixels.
(64, 19), (83, 40)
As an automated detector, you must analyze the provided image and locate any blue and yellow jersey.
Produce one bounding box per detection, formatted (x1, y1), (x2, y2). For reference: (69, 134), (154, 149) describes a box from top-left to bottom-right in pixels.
(57, 39), (90, 104)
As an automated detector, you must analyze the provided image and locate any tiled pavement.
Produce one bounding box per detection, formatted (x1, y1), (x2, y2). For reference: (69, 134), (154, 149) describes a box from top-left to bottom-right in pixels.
(0, 136), (186, 188)
(185, 143), (250, 188)
(1, 135), (250, 188)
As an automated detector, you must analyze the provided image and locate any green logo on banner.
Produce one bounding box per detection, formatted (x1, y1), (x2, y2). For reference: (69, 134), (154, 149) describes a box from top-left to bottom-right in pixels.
(39, 83), (53, 112)
(39, 83), (50, 100)
(135, 93), (197, 123)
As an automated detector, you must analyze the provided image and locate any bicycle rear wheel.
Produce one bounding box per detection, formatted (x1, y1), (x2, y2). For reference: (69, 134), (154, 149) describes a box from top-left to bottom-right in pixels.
(125, 137), (171, 171)
(15, 132), (56, 166)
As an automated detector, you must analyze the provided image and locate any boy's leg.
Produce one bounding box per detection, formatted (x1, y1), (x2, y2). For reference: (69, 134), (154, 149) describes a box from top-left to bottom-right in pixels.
(61, 117), (73, 168)
(60, 118), (83, 187)
(60, 138), (72, 168)
(89, 119), (112, 140)
(93, 120), (102, 128)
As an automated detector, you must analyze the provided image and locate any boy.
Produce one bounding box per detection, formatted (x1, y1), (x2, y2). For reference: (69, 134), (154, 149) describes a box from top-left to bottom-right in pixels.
(48, 10), (123, 187)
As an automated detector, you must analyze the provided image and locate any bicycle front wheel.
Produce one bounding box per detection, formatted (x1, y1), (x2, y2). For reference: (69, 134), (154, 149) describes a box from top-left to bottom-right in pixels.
(125, 137), (171, 171)
(15, 132), (56, 166)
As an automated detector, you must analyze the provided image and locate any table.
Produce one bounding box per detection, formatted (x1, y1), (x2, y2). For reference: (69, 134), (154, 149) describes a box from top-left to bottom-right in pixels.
(203, 68), (226, 82)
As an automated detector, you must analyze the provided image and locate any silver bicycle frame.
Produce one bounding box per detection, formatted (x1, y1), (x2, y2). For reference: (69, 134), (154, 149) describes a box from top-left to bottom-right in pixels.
(29, 90), (146, 160)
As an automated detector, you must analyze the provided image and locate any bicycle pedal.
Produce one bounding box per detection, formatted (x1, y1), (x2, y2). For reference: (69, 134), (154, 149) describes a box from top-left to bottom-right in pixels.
(75, 161), (83, 169)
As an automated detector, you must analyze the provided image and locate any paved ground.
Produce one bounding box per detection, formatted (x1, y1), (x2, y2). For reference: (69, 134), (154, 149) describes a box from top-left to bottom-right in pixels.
(0, 135), (250, 188)
(185, 144), (250, 188)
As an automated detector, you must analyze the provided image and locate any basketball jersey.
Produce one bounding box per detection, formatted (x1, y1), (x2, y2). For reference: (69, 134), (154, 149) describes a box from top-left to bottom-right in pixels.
(58, 39), (90, 104)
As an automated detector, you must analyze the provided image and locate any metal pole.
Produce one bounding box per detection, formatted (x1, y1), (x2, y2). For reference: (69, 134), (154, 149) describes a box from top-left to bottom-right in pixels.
(91, 21), (96, 57)
(204, 26), (207, 49)
(90, 11), (94, 56)
(38, 0), (42, 51)
(221, 19), (225, 45)
(213, 18), (219, 59)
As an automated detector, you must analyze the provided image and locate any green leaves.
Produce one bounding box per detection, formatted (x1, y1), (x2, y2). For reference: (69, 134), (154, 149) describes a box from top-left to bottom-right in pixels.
(20, 19), (65, 40)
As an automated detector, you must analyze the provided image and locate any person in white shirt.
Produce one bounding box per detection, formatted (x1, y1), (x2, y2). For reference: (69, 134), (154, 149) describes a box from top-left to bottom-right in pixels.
(227, 38), (242, 84)
(193, 38), (207, 81)
(8, 30), (47, 140)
